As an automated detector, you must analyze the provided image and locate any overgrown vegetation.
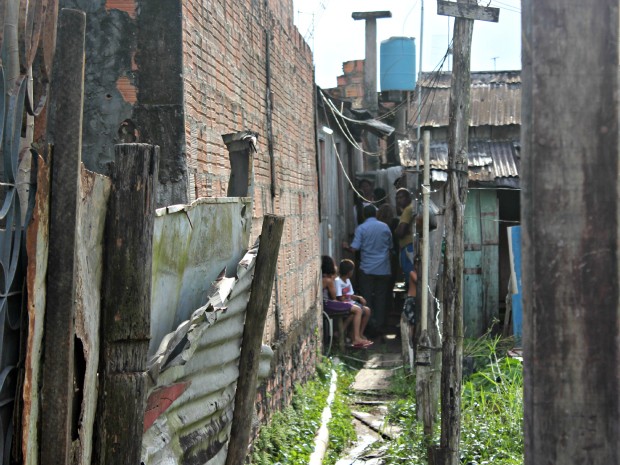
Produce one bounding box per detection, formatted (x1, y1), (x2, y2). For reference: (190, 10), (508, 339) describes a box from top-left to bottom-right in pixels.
(460, 337), (523, 464)
(250, 358), (356, 465)
(383, 336), (524, 464)
(250, 336), (522, 464)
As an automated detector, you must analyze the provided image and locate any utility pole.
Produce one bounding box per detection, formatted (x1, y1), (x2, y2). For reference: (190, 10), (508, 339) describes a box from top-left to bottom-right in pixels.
(523, 1), (620, 464)
(416, 131), (434, 443)
(415, 0), (425, 177)
(435, 1), (498, 464)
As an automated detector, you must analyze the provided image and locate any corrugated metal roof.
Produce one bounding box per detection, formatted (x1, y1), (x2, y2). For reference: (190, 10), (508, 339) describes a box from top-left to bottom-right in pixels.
(415, 71), (521, 127)
(398, 139), (520, 184)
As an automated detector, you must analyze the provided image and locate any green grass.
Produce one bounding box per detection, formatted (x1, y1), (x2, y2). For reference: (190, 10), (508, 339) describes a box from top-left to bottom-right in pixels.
(250, 358), (357, 465)
(382, 335), (524, 464)
(460, 352), (523, 464)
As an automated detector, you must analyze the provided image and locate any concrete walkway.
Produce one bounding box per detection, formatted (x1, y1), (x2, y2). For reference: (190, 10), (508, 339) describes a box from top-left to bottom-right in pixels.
(335, 338), (404, 464)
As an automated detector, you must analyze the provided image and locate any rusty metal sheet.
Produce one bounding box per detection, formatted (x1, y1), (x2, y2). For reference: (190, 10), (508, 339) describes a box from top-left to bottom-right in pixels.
(23, 156), (50, 465)
(142, 244), (274, 465)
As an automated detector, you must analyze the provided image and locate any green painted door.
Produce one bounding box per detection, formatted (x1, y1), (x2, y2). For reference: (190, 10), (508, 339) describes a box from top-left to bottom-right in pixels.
(463, 190), (499, 337)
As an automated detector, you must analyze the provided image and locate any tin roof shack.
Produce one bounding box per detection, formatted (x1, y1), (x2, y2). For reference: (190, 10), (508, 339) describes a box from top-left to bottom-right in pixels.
(60, 0), (321, 461)
(316, 88), (395, 264)
(402, 71), (521, 337)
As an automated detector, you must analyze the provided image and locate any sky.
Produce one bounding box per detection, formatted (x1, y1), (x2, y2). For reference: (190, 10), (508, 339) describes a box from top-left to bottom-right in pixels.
(293, 0), (522, 89)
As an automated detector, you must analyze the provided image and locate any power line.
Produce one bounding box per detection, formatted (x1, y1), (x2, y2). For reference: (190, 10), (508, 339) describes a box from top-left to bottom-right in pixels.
(406, 40), (454, 129)
(320, 91), (383, 157)
(489, 0), (521, 14)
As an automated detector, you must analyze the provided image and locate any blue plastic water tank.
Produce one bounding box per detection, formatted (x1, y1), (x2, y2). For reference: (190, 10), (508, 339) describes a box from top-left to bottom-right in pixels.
(380, 37), (416, 92)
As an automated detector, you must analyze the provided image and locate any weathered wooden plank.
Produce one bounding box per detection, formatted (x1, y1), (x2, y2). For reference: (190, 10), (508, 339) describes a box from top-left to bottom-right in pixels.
(40, 8), (86, 465)
(101, 144), (159, 343)
(439, 0), (473, 462)
(23, 154), (49, 464)
(479, 191), (498, 332)
(225, 214), (285, 465)
(352, 11), (392, 20)
(522, 1), (620, 464)
(101, 372), (148, 455)
(95, 143), (159, 465)
(437, 0), (499, 22)
(463, 191), (483, 337)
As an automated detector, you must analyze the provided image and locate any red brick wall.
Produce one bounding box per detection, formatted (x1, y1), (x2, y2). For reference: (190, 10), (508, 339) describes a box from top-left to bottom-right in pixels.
(255, 310), (320, 426)
(329, 59), (365, 108)
(181, 0), (321, 417)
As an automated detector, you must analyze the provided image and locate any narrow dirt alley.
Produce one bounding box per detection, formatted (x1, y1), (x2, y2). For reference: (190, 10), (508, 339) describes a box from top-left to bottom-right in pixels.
(335, 338), (405, 464)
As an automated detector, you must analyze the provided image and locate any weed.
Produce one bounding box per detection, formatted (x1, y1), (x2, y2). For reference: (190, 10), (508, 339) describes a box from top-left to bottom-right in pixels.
(387, 366), (416, 398)
(382, 335), (523, 465)
(460, 353), (523, 464)
(250, 358), (357, 465)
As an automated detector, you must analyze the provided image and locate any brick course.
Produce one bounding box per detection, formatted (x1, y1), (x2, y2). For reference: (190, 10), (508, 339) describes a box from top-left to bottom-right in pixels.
(181, 0), (321, 422)
(73, 0), (321, 432)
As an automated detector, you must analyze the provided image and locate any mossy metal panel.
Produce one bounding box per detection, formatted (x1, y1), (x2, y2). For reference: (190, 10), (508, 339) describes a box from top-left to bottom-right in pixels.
(150, 197), (252, 356)
(143, 244), (274, 465)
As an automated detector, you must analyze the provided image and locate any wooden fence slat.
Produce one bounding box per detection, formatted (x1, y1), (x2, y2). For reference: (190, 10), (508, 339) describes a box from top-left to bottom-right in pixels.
(95, 143), (159, 465)
(225, 214), (285, 465)
(40, 9), (86, 465)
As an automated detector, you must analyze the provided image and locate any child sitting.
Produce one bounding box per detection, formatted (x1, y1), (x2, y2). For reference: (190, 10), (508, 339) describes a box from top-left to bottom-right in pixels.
(335, 259), (372, 342)
(321, 256), (372, 348)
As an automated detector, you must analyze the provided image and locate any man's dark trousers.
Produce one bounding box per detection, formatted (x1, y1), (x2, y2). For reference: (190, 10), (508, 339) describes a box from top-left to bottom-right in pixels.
(358, 269), (391, 329)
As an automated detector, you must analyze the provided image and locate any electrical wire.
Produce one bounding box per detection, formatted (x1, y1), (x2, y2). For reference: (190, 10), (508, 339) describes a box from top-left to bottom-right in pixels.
(320, 90), (404, 161)
(321, 91), (383, 157)
(322, 95), (380, 156)
(406, 40), (454, 129)
(323, 122), (374, 203)
(321, 90), (381, 126)
(319, 43), (454, 149)
(489, 0), (521, 14)
(375, 98), (411, 122)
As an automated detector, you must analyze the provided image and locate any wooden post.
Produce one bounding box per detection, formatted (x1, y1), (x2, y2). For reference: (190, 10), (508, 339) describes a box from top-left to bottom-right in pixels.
(225, 214), (285, 465)
(439, 9), (472, 461)
(40, 9), (86, 464)
(421, 131), (431, 334)
(522, 1), (620, 464)
(436, 0), (499, 463)
(95, 143), (159, 465)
